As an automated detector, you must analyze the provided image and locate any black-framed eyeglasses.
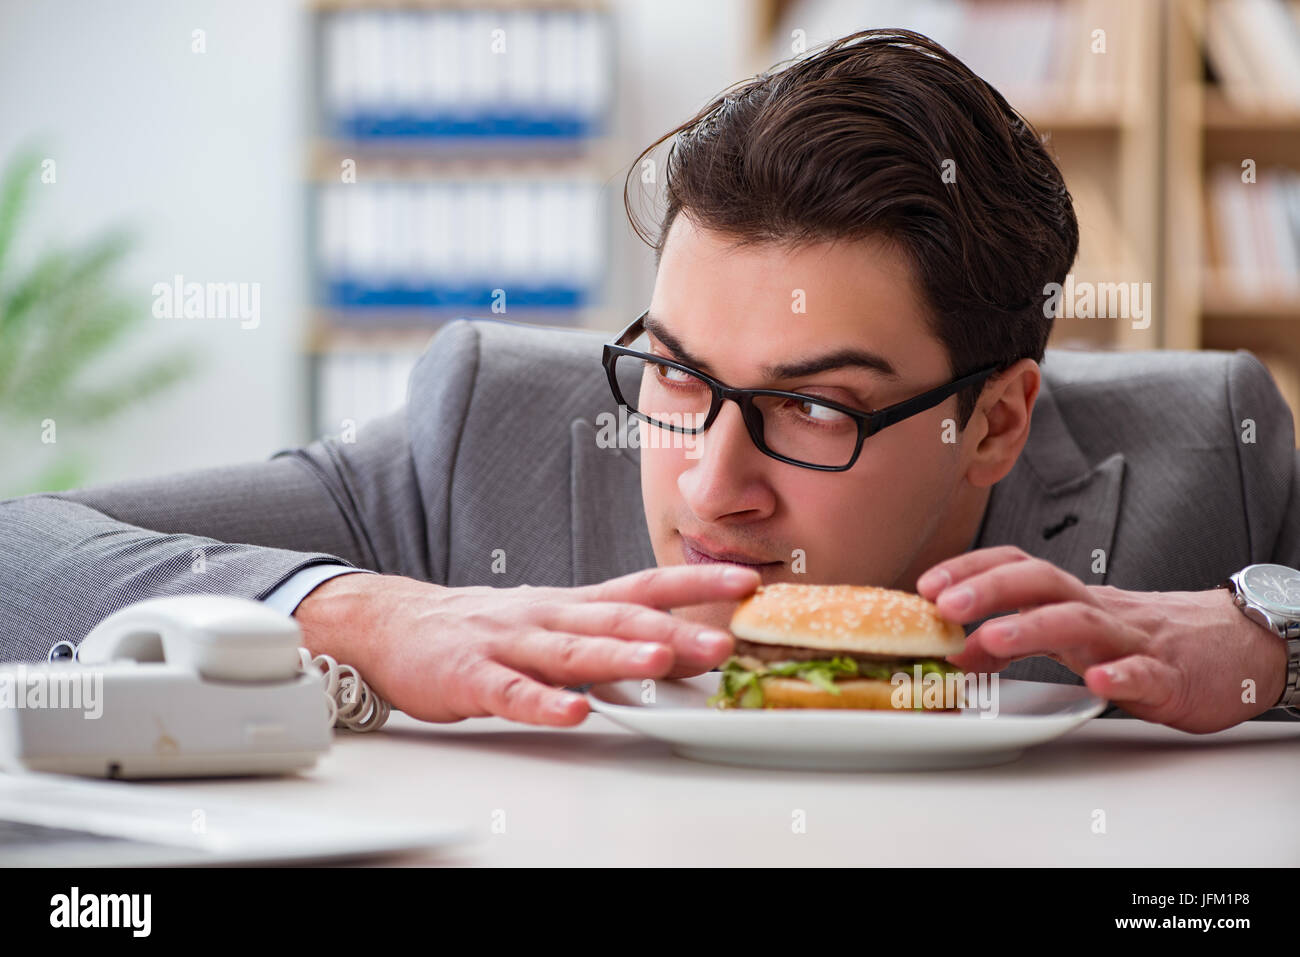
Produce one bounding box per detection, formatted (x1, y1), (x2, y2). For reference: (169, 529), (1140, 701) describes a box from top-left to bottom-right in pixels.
(601, 310), (1000, 472)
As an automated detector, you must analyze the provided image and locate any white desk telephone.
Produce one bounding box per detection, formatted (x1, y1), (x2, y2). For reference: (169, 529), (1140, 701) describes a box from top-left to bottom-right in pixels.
(0, 595), (386, 779)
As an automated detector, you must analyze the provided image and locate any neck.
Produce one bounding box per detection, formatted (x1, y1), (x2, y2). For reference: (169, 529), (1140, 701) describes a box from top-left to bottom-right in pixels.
(894, 482), (992, 593)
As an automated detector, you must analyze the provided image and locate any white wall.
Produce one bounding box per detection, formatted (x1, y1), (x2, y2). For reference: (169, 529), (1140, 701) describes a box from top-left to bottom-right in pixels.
(0, 0), (308, 489)
(607, 0), (752, 321)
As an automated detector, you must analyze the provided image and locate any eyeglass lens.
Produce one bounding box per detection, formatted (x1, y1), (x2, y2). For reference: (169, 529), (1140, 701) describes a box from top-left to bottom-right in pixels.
(611, 353), (860, 468)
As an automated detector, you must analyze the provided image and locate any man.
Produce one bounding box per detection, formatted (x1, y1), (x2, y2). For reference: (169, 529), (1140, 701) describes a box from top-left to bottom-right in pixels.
(2, 30), (1297, 734)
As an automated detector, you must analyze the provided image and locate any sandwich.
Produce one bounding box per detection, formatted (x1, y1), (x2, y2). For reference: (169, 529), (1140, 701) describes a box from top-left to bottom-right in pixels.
(708, 582), (967, 710)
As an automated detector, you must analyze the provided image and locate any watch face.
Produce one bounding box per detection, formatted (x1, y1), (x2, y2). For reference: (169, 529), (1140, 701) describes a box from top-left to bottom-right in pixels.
(1239, 564), (1300, 613)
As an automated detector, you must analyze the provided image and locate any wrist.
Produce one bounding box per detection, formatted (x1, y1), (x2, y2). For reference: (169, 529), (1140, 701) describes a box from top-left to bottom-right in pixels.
(293, 572), (384, 668)
(1215, 588), (1287, 714)
(1222, 565), (1300, 713)
(1258, 624), (1289, 711)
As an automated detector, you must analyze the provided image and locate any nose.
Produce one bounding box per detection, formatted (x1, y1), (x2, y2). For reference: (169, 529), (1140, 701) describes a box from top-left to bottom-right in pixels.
(676, 400), (776, 523)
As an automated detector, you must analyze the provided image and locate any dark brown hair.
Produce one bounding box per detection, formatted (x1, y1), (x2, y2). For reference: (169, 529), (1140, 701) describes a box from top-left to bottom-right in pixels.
(624, 28), (1078, 426)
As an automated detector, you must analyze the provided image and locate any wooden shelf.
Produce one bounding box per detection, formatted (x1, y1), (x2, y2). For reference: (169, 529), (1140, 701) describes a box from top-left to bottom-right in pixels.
(306, 307), (616, 353)
(306, 142), (621, 182)
(1021, 105), (1138, 132)
(1202, 288), (1300, 321)
(1204, 94), (1300, 132)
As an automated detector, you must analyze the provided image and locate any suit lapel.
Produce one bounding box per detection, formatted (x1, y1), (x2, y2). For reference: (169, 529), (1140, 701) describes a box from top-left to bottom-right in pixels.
(976, 373), (1125, 583)
(569, 417), (656, 586)
(975, 373), (1126, 684)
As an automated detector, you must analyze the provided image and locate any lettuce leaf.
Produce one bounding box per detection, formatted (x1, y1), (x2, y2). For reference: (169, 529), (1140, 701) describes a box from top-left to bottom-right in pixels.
(707, 655), (962, 709)
(763, 656), (859, 693)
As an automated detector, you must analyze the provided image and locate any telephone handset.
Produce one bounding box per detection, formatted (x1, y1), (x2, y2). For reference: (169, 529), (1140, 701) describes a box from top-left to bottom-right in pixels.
(75, 595), (304, 683)
(0, 595), (383, 780)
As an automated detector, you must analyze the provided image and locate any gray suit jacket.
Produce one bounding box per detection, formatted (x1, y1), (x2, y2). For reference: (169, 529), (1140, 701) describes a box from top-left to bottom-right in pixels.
(3, 318), (1298, 720)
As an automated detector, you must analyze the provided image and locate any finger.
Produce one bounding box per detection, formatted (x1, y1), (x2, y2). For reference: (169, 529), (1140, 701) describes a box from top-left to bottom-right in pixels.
(944, 613), (1031, 673)
(1083, 654), (1181, 712)
(974, 602), (1142, 667)
(932, 559), (1092, 624)
(581, 563), (761, 610)
(501, 630), (675, 685)
(469, 660), (589, 727)
(663, 658), (723, 680)
(915, 546), (1033, 599)
(944, 639), (1015, 674)
(541, 601), (733, 669)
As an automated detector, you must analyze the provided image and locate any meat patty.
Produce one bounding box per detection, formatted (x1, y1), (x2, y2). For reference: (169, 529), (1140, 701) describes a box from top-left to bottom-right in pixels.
(733, 638), (926, 668)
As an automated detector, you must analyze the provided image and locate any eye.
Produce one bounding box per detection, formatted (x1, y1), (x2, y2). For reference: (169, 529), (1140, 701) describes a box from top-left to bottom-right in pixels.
(654, 362), (700, 386)
(796, 398), (851, 423)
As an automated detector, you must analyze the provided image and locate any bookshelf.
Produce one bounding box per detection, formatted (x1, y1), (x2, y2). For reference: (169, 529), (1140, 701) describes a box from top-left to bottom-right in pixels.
(1168, 0), (1300, 435)
(753, 0), (1300, 441)
(305, 0), (617, 438)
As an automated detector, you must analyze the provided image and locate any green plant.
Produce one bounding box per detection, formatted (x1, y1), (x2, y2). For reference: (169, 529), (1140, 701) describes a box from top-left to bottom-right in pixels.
(0, 149), (198, 497)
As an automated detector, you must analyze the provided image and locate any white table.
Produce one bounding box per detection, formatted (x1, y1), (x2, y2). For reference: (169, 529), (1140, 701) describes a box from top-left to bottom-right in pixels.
(154, 712), (1300, 866)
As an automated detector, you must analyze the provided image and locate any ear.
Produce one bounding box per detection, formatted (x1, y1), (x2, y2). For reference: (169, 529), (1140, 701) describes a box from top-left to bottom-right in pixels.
(963, 358), (1041, 488)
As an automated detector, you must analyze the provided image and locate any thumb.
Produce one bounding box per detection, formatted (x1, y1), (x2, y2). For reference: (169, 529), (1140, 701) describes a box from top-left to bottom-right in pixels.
(1084, 654), (1180, 712)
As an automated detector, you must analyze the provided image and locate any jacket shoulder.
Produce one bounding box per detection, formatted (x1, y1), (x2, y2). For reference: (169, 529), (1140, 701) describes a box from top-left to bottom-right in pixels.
(1042, 347), (1295, 569)
(410, 317), (611, 425)
(1040, 348), (1285, 450)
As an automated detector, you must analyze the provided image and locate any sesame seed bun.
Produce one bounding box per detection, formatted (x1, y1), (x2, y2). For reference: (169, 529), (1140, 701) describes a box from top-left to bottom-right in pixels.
(729, 582), (966, 658)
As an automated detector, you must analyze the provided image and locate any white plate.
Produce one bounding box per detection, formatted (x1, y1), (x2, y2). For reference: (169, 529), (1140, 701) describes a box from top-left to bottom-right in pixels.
(587, 675), (1106, 771)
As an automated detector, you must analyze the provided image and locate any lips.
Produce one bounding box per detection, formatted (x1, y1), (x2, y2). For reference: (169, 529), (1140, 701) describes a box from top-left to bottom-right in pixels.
(680, 534), (781, 568)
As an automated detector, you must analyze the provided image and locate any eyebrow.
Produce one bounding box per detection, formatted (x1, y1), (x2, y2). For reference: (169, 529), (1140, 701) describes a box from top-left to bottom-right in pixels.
(643, 313), (900, 382)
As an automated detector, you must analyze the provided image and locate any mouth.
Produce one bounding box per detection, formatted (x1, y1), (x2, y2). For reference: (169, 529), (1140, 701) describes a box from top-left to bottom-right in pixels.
(680, 534), (783, 569)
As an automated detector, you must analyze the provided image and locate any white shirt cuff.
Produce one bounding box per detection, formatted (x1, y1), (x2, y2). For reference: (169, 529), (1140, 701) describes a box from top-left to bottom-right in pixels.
(262, 564), (374, 616)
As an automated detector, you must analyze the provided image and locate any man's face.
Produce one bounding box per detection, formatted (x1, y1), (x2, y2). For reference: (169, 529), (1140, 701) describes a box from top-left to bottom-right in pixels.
(640, 214), (990, 630)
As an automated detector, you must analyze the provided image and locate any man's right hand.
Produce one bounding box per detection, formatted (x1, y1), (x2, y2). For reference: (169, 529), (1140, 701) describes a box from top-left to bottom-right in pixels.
(291, 565), (761, 727)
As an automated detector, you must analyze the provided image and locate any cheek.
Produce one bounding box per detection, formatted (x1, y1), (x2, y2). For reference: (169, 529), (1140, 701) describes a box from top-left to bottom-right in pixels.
(639, 445), (687, 528)
(778, 475), (867, 567)
(853, 430), (960, 520)
(783, 432), (956, 572)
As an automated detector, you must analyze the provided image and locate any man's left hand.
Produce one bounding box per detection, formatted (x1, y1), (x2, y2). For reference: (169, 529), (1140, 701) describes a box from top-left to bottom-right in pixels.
(916, 547), (1288, 733)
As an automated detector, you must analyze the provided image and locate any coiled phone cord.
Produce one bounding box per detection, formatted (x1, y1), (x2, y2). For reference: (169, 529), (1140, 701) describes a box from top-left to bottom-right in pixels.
(298, 649), (390, 732)
(51, 639), (389, 733)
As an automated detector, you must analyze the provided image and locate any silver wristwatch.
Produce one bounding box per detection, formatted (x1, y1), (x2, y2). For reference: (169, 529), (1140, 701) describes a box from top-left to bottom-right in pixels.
(1224, 563), (1300, 717)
